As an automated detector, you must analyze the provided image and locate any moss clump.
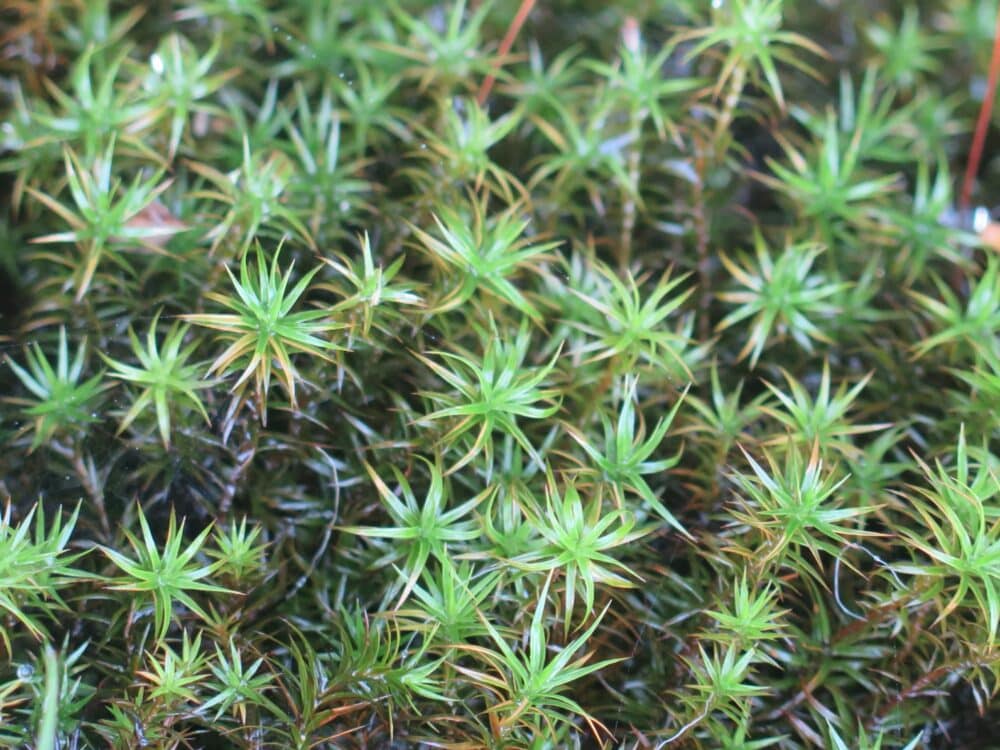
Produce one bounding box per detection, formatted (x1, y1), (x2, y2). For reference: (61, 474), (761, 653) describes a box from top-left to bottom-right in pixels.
(1, 1), (999, 747)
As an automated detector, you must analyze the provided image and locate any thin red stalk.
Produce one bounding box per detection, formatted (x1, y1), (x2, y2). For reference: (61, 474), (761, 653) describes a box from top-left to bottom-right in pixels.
(960, 4), (1000, 212)
(476, 0), (536, 106)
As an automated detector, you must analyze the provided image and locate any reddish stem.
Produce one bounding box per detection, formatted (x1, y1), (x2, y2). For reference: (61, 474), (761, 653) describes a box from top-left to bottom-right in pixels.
(476, 0), (537, 106)
(961, 4), (1000, 212)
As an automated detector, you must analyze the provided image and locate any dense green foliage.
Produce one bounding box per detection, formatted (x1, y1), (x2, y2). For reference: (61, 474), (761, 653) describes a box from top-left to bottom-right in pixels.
(0, 0), (999, 747)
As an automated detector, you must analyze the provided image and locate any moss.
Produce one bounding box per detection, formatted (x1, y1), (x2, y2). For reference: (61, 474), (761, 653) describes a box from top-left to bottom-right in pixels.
(0, 1), (998, 747)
